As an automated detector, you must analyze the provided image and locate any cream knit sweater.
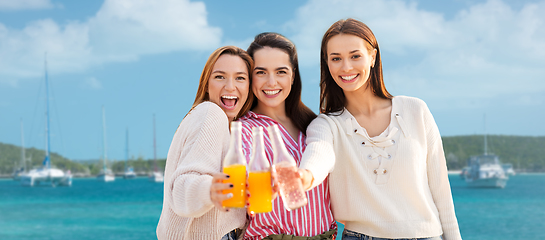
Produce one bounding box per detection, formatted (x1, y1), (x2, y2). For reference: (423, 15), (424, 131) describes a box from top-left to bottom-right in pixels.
(300, 96), (462, 240)
(156, 102), (246, 240)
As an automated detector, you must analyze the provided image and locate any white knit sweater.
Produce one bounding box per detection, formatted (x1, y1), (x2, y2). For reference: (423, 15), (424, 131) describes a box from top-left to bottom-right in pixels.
(156, 102), (246, 240)
(300, 96), (462, 240)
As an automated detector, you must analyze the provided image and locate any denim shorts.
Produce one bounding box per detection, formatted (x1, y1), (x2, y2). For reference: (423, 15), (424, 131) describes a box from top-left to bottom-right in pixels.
(220, 228), (240, 240)
(342, 229), (442, 240)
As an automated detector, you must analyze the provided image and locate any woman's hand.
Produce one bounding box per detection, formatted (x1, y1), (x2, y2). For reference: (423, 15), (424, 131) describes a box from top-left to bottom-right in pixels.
(298, 169), (314, 191)
(210, 172), (233, 212)
(270, 167), (280, 200)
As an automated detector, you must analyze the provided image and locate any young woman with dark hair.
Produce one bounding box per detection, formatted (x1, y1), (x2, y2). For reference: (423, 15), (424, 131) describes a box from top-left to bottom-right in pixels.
(299, 19), (462, 240)
(238, 32), (336, 240)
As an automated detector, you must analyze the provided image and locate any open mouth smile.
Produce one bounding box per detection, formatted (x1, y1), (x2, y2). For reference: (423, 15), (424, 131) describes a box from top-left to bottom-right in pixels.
(220, 95), (238, 109)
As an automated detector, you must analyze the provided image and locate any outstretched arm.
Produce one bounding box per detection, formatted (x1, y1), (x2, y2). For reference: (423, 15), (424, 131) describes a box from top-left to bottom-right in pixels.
(299, 116), (336, 190)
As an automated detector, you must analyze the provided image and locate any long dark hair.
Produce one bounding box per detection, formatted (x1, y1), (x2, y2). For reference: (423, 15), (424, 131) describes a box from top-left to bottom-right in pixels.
(247, 32), (316, 133)
(320, 18), (392, 114)
(191, 46), (254, 120)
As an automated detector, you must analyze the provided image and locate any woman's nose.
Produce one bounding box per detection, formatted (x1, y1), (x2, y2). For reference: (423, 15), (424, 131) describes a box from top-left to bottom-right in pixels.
(225, 78), (235, 91)
(341, 59), (352, 72)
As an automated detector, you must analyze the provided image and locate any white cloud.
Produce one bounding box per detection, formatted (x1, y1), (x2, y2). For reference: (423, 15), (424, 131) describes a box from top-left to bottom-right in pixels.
(88, 0), (221, 56)
(286, 0), (545, 108)
(0, 0), (55, 10)
(84, 77), (102, 89)
(0, 0), (221, 84)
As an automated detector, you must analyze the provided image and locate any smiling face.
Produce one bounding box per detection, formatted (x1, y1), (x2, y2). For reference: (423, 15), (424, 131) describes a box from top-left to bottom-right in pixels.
(326, 34), (377, 94)
(207, 54), (250, 121)
(252, 47), (293, 111)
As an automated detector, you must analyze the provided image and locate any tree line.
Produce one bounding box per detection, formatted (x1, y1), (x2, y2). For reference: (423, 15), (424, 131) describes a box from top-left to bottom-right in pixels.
(442, 135), (545, 172)
(0, 142), (165, 177)
(1, 135), (544, 176)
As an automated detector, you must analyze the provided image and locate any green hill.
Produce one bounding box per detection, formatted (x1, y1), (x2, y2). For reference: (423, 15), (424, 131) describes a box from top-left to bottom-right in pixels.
(0, 142), (166, 176)
(0, 142), (88, 175)
(1, 135), (544, 176)
(442, 135), (545, 172)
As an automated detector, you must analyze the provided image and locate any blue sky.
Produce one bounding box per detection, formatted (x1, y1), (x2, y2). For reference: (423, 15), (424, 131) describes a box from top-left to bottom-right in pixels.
(1, 0), (544, 161)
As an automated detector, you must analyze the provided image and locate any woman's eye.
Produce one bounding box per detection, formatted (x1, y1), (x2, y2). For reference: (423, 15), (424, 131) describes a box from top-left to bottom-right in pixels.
(255, 71), (265, 75)
(331, 57), (341, 62)
(236, 76), (246, 81)
(277, 70), (287, 75)
(352, 54), (361, 59)
(214, 75), (224, 79)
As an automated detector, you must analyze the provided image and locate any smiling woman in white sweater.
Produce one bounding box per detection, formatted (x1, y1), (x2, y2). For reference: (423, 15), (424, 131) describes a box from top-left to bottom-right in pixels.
(299, 19), (462, 240)
(156, 46), (254, 240)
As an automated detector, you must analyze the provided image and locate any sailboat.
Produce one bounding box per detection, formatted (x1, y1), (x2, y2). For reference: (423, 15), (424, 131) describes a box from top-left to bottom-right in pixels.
(97, 106), (115, 182)
(148, 114), (164, 183)
(461, 116), (508, 188)
(13, 119), (28, 181)
(20, 56), (72, 187)
(123, 128), (136, 179)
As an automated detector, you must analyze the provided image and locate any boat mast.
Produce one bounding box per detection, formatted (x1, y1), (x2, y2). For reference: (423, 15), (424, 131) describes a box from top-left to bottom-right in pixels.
(484, 114), (488, 156)
(102, 106), (107, 172)
(21, 119), (26, 171)
(125, 128), (129, 170)
(153, 114), (157, 172)
(44, 54), (51, 169)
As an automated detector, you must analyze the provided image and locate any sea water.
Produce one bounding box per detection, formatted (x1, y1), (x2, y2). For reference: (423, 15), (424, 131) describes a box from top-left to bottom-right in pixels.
(0, 177), (163, 240)
(1, 174), (544, 240)
(451, 173), (545, 240)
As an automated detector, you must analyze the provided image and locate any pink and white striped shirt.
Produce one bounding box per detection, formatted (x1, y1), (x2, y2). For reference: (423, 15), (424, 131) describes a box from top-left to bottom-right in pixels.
(238, 111), (335, 240)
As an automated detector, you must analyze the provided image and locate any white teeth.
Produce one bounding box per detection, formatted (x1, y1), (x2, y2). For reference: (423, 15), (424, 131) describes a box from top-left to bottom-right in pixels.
(341, 75), (357, 81)
(221, 95), (238, 100)
(263, 90), (281, 95)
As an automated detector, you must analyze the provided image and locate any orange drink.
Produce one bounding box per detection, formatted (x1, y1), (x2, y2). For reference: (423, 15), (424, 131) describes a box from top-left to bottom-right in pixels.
(222, 164), (247, 208)
(248, 170), (273, 214)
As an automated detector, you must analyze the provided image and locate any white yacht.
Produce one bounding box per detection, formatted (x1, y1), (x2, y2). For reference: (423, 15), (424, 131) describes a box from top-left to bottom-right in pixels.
(123, 167), (137, 179)
(463, 154), (508, 188)
(97, 106), (115, 182)
(97, 168), (115, 182)
(148, 171), (164, 182)
(20, 56), (72, 187)
(502, 163), (516, 176)
(123, 129), (137, 179)
(148, 114), (164, 183)
(462, 123), (508, 188)
(21, 168), (72, 187)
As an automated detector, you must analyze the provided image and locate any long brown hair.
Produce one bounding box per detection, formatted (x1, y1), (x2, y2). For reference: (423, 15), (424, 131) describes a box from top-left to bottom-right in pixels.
(320, 18), (392, 114)
(191, 46), (254, 120)
(247, 32), (317, 133)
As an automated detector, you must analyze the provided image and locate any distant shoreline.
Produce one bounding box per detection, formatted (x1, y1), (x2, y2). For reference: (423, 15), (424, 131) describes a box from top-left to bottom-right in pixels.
(3, 171), (545, 180)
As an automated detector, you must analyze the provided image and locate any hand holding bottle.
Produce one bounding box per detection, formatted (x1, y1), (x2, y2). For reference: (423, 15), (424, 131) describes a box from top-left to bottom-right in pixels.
(268, 124), (308, 211)
(298, 169), (314, 191)
(210, 172), (234, 212)
(221, 121), (247, 208)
